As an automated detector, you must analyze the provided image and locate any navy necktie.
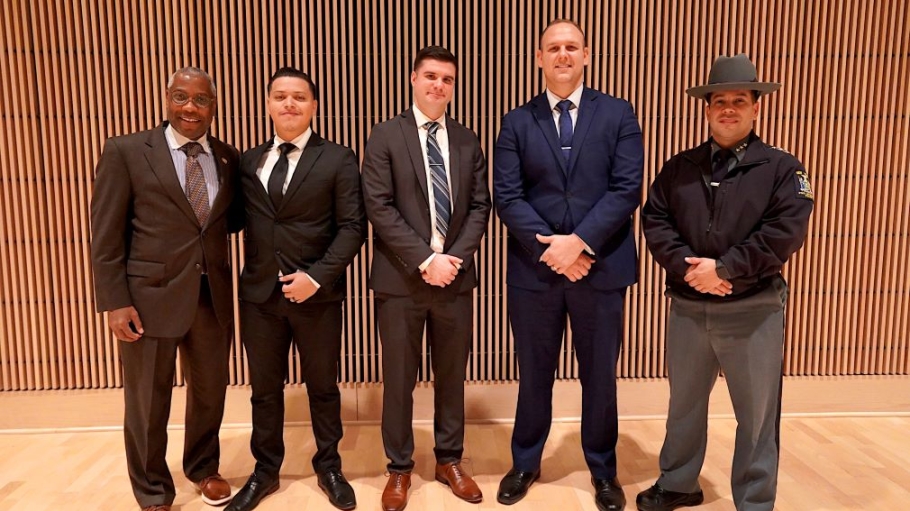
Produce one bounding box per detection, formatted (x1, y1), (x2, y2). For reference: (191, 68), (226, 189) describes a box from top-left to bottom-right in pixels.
(557, 99), (574, 163)
(268, 142), (296, 208)
(425, 121), (451, 238)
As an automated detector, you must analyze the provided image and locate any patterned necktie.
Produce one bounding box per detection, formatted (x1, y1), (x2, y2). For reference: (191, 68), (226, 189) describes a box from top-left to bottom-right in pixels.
(712, 148), (735, 184)
(557, 99), (574, 163)
(180, 142), (210, 225)
(268, 142), (296, 208)
(425, 121), (451, 238)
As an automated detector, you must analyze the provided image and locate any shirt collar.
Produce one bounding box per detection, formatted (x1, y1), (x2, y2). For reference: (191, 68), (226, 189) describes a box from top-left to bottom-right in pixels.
(412, 104), (446, 130)
(165, 123), (211, 154)
(273, 128), (312, 153)
(711, 135), (751, 162)
(546, 84), (585, 112)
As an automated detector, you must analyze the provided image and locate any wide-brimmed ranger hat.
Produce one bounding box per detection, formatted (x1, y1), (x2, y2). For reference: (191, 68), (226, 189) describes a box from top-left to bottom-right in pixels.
(686, 53), (781, 100)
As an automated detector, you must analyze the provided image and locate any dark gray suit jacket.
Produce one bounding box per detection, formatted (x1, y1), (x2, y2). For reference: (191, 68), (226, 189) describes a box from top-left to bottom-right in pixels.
(361, 110), (491, 296)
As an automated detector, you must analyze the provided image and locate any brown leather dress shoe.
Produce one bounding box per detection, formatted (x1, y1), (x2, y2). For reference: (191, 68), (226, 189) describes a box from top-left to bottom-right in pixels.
(194, 473), (233, 506)
(435, 461), (483, 503)
(381, 472), (411, 511)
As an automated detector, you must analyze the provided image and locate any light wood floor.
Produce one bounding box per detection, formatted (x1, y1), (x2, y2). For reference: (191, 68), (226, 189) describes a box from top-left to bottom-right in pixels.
(1, 417), (908, 510)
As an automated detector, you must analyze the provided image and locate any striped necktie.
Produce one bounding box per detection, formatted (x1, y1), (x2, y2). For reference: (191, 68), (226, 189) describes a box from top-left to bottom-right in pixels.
(425, 121), (451, 237)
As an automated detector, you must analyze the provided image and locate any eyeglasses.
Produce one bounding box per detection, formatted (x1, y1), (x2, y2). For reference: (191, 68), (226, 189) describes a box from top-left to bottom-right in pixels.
(169, 91), (215, 108)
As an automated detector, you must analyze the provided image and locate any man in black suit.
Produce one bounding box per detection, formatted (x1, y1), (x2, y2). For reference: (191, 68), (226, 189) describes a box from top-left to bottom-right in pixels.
(361, 46), (492, 511)
(91, 67), (241, 511)
(227, 67), (366, 511)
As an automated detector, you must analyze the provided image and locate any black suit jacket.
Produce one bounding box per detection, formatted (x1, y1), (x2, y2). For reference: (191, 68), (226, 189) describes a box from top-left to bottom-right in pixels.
(91, 123), (242, 337)
(361, 110), (491, 296)
(239, 132), (366, 303)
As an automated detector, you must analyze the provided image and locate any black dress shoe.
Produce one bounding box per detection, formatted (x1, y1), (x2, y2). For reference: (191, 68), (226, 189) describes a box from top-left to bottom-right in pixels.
(317, 469), (357, 510)
(225, 473), (279, 511)
(636, 483), (704, 511)
(592, 477), (626, 511)
(496, 468), (540, 505)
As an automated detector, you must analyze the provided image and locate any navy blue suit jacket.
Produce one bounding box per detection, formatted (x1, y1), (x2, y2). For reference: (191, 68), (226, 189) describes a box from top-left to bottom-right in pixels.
(493, 88), (644, 291)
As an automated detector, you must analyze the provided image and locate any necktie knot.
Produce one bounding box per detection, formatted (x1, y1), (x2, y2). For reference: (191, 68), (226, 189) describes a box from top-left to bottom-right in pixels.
(425, 121), (440, 136)
(557, 99), (573, 114)
(181, 141), (204, 158)
(714, 148), (734, 165)
(278, 142), (296, 156)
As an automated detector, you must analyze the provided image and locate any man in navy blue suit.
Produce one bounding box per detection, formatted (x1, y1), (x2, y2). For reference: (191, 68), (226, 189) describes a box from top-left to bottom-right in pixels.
(493, 19), (644, 511)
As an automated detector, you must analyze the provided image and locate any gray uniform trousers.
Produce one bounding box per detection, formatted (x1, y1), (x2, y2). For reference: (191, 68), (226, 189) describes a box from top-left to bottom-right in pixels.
(657, 277), (788, 511)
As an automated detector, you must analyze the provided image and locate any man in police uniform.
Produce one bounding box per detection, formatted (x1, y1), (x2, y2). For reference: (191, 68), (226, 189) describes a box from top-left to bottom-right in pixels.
(638, 54), (814, 511)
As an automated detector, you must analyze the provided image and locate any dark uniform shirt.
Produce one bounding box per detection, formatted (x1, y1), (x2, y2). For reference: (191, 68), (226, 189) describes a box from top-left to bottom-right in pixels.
(642, 131), (814, 301)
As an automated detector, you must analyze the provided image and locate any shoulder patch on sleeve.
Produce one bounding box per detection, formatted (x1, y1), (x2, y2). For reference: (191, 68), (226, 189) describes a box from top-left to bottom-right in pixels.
(795, 169), (814, 200)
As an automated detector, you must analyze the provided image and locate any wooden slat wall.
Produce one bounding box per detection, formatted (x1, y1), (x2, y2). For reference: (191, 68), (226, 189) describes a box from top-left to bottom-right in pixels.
(1, 0), (908, 390)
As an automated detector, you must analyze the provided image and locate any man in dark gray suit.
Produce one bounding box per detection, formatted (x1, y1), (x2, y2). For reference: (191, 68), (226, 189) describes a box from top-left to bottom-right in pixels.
(361, 46), (491, 511)
(91, 66), (241, 511)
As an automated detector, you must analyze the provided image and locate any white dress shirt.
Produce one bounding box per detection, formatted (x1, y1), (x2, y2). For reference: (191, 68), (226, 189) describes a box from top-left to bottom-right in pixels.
(256, 128), (312, 193)
(546, 84), (584, 136)
(255, 128), (319, 287)
(165, 124), (219, 208)
(412, 105), (454, 270)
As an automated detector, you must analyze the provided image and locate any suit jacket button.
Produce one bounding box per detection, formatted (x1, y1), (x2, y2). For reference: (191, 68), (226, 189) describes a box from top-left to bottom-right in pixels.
(275, 249), (281, 255)
(195, 263), (202, 270)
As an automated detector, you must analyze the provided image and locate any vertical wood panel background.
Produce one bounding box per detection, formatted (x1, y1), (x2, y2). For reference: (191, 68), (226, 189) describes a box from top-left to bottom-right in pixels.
(1, 0), (908, 390)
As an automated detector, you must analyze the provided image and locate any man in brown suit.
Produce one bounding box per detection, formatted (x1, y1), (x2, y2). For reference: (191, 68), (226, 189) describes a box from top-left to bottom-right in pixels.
(91, 67), (242, 511)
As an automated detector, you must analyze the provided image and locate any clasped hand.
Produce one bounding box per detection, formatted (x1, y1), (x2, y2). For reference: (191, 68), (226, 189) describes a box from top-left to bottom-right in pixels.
(281, 271), (319, 303)
(684, 257), (732, 296)
(422, 254), (463, 287)
(537, 233), (592, 282)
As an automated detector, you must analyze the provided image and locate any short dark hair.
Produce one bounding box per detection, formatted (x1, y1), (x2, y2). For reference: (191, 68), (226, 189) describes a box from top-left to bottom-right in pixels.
(168, 66), (216, 95)
(705, 90), (761, 103)
(267, 67), (318, 101)
(539, 19), (587, 49)
(412, 45), (457, 72)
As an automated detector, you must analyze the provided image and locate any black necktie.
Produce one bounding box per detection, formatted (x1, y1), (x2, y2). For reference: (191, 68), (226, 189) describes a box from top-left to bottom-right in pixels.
(268, 142), (296, 208)
(557, 99), (574, 163)
(712, 148), (734, 184)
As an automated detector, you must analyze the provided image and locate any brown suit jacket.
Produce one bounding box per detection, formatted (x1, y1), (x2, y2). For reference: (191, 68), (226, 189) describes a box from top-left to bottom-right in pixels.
(361, 110), (491, 296)
(91, 123), (242, 338)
